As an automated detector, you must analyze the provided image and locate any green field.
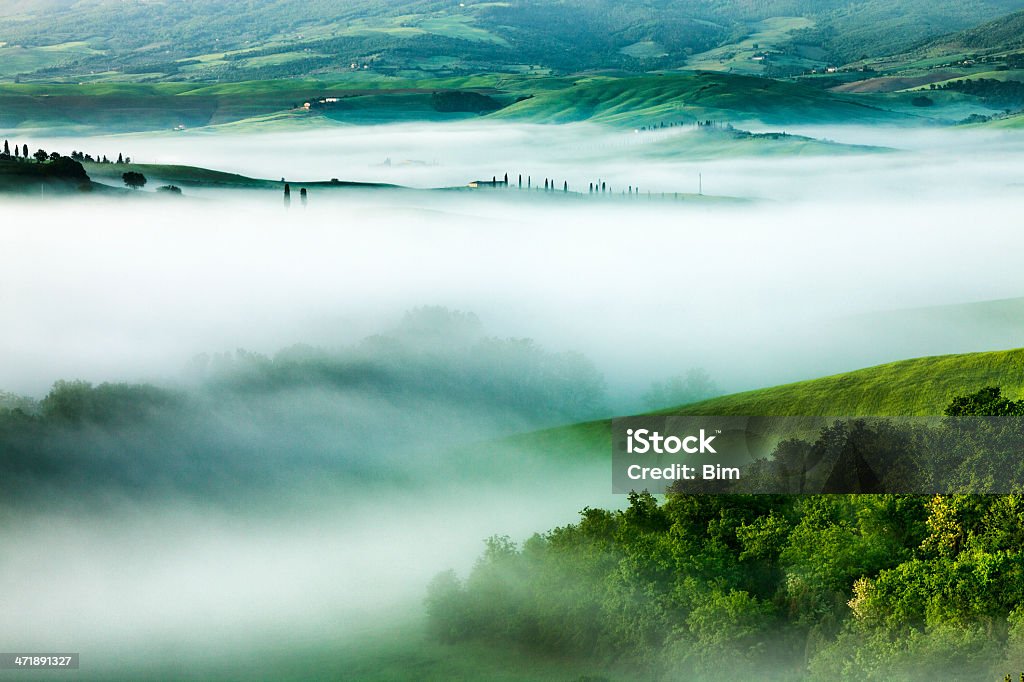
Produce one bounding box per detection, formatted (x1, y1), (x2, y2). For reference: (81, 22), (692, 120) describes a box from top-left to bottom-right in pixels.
(684, 16), (820, 77)
(673, 347), (1024, 417)
(3, 0), (1021, 84)
(489, 72), (917, 125)
(637, 125), (887, 159)
(493, 346), (1024, 471)
(0, 71), (943, 134)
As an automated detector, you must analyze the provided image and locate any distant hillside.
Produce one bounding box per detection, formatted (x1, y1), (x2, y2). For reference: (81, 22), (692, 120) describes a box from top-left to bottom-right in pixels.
(492, 72), (911, 125)
(931, 9), (1024, 50)
(0, 73), (919, 132)
(2, 0), (1023, 82)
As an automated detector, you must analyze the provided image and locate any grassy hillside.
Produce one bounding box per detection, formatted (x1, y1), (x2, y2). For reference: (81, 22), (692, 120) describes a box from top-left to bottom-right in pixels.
(0, 72), (924, 133)
(82, 162), (280, 189)
(2, 0), (1022, 83)
(492, 71), (912, 125)
(637, 125), (887, 158)
(495, 346), (1024, 465)
(674, 347), (1024, 417)
(931, 9), (1024, 51)
(0, 78), (522, 132)
(825, 9), (1024, 97)
(988, 110), (1024, 126)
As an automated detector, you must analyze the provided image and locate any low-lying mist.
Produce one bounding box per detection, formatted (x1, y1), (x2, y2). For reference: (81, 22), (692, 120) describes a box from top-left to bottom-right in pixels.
(3, 120), (1024, 677)
(2, 167), (1023, 403)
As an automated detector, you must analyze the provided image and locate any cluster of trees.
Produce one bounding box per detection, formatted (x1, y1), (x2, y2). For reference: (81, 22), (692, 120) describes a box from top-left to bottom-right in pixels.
(929, 78), (1024, 109)
(427, 387), (1024, 680)
(70, 151), (133, 165)
(3, 140), (134, 167)
(0, 140), (29, 160)
(122, 171), (147, 190)
(481, 169), (690, 199)
(0, 139), (156, 192)
(0, 140), (89, 186)
(0, 307), (608, 497)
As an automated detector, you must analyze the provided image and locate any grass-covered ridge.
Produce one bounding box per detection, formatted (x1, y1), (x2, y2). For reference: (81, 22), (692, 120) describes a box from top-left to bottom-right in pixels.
(671, 347), (1024, 417)
(492, 72), (914, 125)
(0, 72), (926, 133)
(491, 346), (1024, 476)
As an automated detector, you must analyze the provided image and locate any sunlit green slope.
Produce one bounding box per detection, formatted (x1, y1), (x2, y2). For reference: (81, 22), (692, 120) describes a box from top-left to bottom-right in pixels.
(500, 346), (1024, 462)
(491, 72), (915, 125)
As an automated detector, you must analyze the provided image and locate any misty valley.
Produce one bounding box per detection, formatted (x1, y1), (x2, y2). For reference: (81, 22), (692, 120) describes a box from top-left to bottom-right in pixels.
(1, 119), (1023, 680)
(3, 0), (1024, 674)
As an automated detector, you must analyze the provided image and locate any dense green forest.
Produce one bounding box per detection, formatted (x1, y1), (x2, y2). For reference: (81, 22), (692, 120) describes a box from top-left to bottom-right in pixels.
(427, 389), (1024, 681)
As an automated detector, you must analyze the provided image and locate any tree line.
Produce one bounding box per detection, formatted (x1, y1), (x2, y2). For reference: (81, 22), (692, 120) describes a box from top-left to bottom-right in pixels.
(2, 140), (134, 166)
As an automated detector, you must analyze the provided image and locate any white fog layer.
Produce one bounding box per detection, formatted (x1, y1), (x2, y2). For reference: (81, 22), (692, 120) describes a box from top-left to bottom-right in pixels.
(1, 121), (1022, 678)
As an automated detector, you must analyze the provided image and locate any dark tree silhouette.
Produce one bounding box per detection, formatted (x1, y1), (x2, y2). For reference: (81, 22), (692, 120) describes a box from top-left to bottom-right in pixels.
(22, 144), (28, 158)
(2, 140), (8, 156)
(33, 149), (48, 163)
(117, 153), (124, 164)
(283, 183), (291, 208)
(563, 181), (567, 192)
(49, 151), (60, 162)
(14, 145), (19, 158)
(156, 185), (182, 195)
(122, 171), (147, 190)
(300, 187), (308, 206)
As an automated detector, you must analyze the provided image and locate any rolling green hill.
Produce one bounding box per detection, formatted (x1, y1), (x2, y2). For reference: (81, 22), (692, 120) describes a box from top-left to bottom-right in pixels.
(0, 78), (522, 131)
(672, 347), (1024, 417)
(930, 9), (1024, 51)
(498, 346), (1024, 463)
(826, 9), (1024, 96)
(2, 0), (1023, 83)
(0, 72), (923, 132)
(492, 72), (913, 125)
